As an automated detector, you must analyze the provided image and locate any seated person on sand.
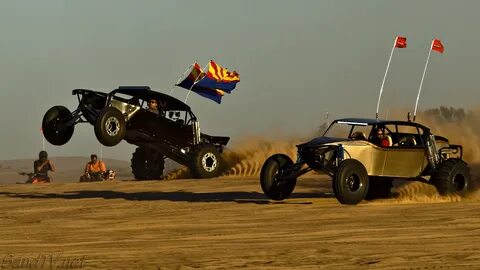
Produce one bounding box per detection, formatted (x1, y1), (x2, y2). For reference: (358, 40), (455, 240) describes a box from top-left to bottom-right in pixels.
(80, 154), (107, 182)
(30, 150), (55, 183)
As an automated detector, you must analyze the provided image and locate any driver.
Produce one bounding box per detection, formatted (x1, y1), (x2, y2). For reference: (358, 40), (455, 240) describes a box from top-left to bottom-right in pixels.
(147, 98), (159, 115)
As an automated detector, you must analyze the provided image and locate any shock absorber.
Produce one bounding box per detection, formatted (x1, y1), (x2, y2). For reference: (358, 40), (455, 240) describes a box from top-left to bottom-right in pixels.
(192, 120), (201, 145)
(336, 144), (345, 166)
(426, 134), (440, 170)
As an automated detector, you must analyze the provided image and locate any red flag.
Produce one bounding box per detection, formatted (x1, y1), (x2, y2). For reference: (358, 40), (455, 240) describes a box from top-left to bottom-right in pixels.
(395, 36), (407, 48)
(432, 39), (444, 53)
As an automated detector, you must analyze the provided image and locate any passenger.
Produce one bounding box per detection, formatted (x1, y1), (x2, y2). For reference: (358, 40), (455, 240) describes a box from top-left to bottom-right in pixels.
(31, 151), (55, 183)
(147, 98), (159, 115)
(375, 128), (392, 147)
(80, 154), (107, 182)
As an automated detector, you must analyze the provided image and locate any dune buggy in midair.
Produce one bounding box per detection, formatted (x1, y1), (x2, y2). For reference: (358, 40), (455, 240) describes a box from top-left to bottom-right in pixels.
(42, 86), (229, 179)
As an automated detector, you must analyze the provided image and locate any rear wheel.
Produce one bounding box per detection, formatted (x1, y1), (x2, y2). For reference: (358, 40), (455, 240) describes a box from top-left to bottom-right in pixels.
(365, 177), (392, 200)
(131, 147), (165, 180)
(433, 159), (470, 196)
(260, 154), (297, 200)
(94, 107), (126, 146)
(42, 106), (74, 145)
(189, 144), (222, 178)
(332, 159), (369, 205)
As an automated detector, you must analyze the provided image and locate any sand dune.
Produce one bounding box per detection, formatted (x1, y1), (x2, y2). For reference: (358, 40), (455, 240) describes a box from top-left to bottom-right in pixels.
(0, 175), (479, 269)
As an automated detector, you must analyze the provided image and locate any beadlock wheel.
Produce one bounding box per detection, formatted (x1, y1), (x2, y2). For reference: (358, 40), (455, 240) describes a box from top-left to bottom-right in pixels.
(105, 116), (120, 136)
(189, 144), (222, 178)
(94, 107), (126, 147)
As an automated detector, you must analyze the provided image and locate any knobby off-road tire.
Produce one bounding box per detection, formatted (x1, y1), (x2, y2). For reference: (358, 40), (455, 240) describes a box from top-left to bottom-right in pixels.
(189, 144), (222, 179)
(365, 177), (393, 200)
(94, 107), (126, 147)
(433, 159), (470, 196)
(333, 159), (369, 205)
(260, 154), (297, 201)
(42, 106), (74, 145)
(131, 147), (165, 180)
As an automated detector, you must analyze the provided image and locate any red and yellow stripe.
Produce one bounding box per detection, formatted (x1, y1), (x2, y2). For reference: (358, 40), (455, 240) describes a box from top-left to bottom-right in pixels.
(207, 60), (240, 82)
(188, 62), (205, 81)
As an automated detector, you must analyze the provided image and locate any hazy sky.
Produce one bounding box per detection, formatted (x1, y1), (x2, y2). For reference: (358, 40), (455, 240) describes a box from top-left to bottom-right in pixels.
(1, 1), (479, 160)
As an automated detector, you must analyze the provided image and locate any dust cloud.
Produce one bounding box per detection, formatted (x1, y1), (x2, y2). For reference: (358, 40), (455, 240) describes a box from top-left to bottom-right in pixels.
(221, 136), (301, 177)
(164, 135), (304, 179)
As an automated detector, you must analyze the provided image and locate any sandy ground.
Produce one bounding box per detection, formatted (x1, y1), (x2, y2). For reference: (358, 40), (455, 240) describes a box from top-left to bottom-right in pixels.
(0, 175), (480, 270)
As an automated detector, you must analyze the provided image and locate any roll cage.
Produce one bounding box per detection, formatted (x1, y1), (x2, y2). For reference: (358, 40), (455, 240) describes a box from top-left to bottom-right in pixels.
(71, 86), (198, 125)
(324, 118), (431, 149)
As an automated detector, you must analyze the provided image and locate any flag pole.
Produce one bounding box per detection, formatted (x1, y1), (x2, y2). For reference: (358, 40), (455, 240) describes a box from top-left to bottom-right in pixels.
(413, 40), (434, 122)
(326, 110), (329, 126)
(169, 63), (195, 95)
(376, 38), (397, 119)
(40, 128), (45, 151)
(184, 62), (209, 103)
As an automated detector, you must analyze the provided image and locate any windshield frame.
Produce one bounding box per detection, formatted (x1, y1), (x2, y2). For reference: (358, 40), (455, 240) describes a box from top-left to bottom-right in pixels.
(323, 120), (373, 139)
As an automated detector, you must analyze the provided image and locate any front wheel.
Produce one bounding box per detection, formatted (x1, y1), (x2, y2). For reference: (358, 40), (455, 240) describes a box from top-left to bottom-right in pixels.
(42, 106), (74, 145)
(94, 107), (126, 147)
(433, 159), (470, 196)
(189, 144), (223, 178)
(332, 159), (369, 205)
(260, 154), (297, 201)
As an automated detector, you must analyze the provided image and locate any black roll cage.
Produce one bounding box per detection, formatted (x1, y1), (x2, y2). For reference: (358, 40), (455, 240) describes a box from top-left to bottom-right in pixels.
(70, 87), (199, 126)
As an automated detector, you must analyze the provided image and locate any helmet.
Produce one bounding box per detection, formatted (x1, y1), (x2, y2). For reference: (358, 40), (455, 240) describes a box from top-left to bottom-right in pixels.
(39, 151), (48, 159)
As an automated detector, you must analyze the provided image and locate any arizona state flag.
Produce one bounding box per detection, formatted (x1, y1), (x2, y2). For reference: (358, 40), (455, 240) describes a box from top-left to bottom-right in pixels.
(196, 60), (240, 93)
(432, 39), (444, 53)
(207, 60), (240, 82)
(176, 63), (226, 104)
(177, 63), (205, 89)
(395, 36), (407, 48)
